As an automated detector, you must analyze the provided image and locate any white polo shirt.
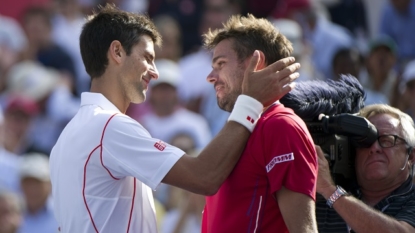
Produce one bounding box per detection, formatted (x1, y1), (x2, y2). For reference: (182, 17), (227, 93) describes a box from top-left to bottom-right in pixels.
(50, 92), (184, 233)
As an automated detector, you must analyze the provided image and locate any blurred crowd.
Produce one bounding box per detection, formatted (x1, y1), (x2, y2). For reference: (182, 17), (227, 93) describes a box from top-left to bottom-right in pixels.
(0, 0), (414, 232)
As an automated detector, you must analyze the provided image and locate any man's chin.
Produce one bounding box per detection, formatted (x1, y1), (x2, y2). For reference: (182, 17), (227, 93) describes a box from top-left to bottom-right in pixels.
(217, 100), (233, 112)
(131, 94), (146, 104)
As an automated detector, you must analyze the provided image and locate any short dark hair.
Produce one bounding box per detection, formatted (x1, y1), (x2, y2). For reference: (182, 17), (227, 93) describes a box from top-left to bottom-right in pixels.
(203, 14), (292, 65)
(80, 4), (162, 78)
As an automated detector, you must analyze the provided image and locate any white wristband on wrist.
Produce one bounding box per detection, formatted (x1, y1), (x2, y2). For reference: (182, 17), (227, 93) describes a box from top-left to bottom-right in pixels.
(228, 95), (263, 132)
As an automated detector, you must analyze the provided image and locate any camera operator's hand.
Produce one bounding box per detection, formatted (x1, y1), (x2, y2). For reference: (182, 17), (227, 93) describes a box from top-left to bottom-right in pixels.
(315, 146), (336, 199)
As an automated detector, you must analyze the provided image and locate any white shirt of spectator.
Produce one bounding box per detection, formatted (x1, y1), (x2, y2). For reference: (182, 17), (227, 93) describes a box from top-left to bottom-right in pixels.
(50, 92), (184, 233)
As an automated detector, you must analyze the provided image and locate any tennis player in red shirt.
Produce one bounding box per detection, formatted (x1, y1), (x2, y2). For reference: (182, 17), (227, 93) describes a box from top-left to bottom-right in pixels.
(202, 14), (318, 233)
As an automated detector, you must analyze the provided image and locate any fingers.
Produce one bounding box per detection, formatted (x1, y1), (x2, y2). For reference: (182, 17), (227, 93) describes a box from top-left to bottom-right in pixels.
(276, 62), (301, 80)
(267, 56), (297, 73)
(315, 145), (327, 160)
(246, 50), (260, 73)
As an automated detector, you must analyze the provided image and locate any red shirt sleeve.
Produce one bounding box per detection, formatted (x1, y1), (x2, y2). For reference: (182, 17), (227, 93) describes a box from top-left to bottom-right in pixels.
(260, 114), (318, 200)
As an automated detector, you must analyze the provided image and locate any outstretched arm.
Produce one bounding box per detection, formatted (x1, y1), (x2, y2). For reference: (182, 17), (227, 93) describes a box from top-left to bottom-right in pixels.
(162, 51), (300, 195)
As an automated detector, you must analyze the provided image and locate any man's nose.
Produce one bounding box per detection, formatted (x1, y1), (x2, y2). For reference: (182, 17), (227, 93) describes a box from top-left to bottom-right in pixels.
(149, 66), (159, 80)
(369, 139), (382, 154)
(206, 70), (217, 84)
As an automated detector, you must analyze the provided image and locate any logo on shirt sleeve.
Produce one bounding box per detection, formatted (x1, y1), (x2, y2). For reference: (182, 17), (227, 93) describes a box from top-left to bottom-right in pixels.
(266, 152), (294, 173)
(154, 140), (167, 151)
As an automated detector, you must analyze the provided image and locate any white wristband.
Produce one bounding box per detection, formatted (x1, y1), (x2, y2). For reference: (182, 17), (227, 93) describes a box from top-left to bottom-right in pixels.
(228, 95), (263, 132)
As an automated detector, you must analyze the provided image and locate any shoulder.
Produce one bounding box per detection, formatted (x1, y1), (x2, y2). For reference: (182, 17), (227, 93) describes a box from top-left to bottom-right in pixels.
(99, 112), (149, 136)
(261, 105), (305, 130)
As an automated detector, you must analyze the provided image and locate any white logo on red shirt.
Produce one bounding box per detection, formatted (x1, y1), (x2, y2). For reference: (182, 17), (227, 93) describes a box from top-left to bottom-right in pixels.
(154, 141), (166, 151)
(266, 152), (294, 172)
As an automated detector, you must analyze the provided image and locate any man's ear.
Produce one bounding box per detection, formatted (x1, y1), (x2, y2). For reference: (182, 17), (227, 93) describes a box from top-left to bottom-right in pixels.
(108, 40), (124, 65)
(244, 50), (267, 71)
(255, 50), (266, 70)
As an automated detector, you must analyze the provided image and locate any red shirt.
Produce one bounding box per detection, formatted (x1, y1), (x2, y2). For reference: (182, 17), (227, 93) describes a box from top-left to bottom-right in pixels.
(202, 103), (317, 233)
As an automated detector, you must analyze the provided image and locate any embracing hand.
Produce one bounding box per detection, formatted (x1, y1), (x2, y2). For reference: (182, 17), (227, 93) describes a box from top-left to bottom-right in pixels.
(242, 50), (300, 107)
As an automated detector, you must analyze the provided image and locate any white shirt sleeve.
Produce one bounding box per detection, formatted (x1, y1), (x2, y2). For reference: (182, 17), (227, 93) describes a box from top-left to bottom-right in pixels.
(101, 115), (185, 190)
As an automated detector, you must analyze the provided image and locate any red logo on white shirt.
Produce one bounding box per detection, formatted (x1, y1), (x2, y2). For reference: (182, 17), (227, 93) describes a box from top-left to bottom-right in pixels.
(266, 152), (294, 172)
(246, 116), (255, 124)
(154, 141), (166, 151)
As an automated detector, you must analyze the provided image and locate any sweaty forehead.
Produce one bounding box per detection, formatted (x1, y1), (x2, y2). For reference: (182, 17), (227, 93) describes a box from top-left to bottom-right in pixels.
(369, 113), (401, 134)
(212, 39), (237, 59)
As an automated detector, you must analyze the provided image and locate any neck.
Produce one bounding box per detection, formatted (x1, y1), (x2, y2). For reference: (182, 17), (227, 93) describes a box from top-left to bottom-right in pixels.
(360, 188), (392, 206)
(27, 203), (45, 215)
(370, 73), (388, 91)
(90, 75), (130, 113)
(360, 175), (408, 206)
(262, 102), (277, 113)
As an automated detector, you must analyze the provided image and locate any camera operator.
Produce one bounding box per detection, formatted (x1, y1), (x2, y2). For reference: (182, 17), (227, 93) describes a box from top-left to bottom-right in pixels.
(316, 104), (415, 233)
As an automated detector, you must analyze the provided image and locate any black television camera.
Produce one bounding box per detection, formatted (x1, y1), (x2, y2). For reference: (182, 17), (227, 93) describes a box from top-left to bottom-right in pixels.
(305, 113), (378, 189)
(279, 75), (378, 190)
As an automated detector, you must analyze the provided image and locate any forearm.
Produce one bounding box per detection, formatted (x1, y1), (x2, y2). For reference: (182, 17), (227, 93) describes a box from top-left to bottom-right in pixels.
(278, 187), (318, 233)
(190, 121), (250, 194)
(331, 195), (414, 233)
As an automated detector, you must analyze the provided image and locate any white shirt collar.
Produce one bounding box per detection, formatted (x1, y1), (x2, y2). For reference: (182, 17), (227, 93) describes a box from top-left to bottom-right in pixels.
(80, 92), (121, 113)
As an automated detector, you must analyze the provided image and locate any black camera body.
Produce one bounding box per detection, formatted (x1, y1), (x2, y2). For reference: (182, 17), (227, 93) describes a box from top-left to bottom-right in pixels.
(305, 114), (378, 189)
(279, 75), (377, 190)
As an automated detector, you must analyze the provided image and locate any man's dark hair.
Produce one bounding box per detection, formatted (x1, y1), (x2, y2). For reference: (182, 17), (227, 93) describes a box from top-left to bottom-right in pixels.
(203, 14), (292, 65)
(80, 4), (162, 78)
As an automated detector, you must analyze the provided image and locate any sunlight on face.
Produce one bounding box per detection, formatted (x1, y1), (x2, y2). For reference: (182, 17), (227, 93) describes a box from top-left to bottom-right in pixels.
(209, 39), (245, 112)
(355, 113), (409, 185)
(121, 35), (158, 104)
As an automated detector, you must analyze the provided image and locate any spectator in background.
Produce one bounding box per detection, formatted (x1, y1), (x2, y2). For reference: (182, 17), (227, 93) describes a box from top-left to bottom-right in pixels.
(2, 96), (39, 155)
(399, 60), (415, 121)
(0, 190), (23, 233)
(362, 0), (387, 39)
(161, 185), (204, 233)
(380, 0), (415, 68)
(52, 0), (89, 96)
(148, 0), (204, 55)
(360, 36), (399, 105)
(138, 59), (212, 151)
(331, 47), (362, 81)
(0, 107), (22, 194)
(18, 153), (58, 233)
(5, 61), (78, 155)
(298, 2), (354, 80)
(153, 14), (183, 62)
(0, 14), (27, 92)
(326, 0), (368, 47)
(20, 6), (77, 89)
(272, 18), (324, 82)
